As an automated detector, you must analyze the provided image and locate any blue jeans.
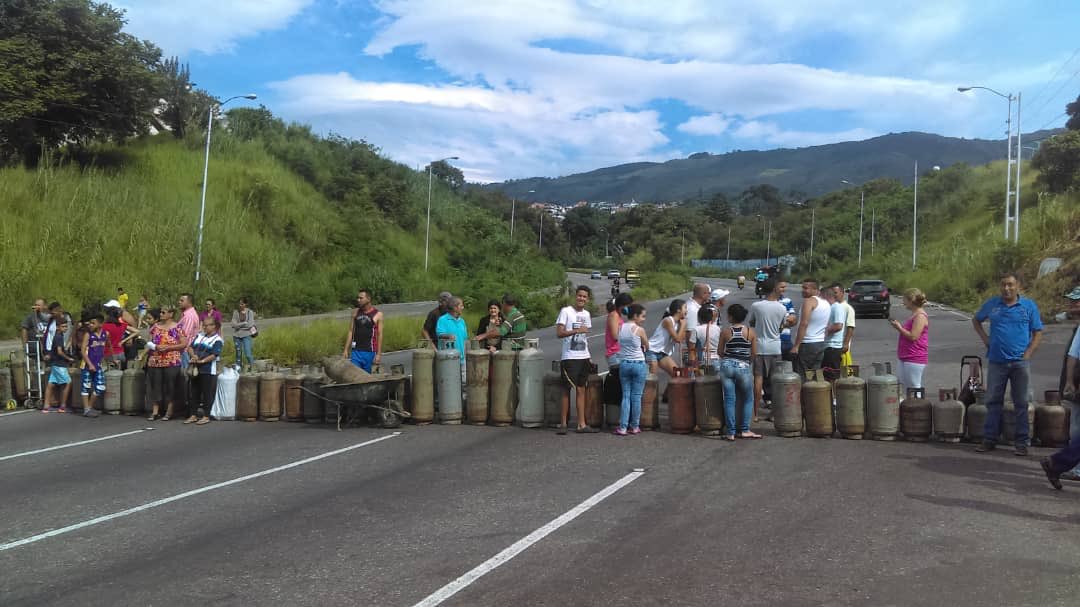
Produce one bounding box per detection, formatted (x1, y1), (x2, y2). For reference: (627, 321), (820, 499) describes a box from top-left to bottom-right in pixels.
(234, 336), (254, 367)
(618, 360), (647, 431)
(1050, 400), (1080, 473)
(983, 360), (1031, 446)
(719, 358), (754, 435)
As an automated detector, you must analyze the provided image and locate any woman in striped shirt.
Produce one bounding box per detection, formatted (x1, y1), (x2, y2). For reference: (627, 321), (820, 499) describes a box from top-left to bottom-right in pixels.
(718, 304), (762, 441)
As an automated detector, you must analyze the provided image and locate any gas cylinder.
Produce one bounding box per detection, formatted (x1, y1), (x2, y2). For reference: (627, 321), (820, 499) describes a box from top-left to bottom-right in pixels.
(1001, 395), (1035, 443)
(120, 367), (145, 415)
(9, 351), (27, 403)
(604, 366), (622, 428)
(517, 339), (546, 428)
(867, 362), (901, 440)
(214, 367), (238, 420)
(770, 361), (802, 437)
(801, 369), (833, 438)
(103, 368), (123, 414)
(693, 368), (724, 434)
(933, 388), (965, 443)
(640, 374), (660, 429)
(301, 373), (323, 423)
(586, 372), (604, 428)
(284, 372), (304, 421)
(259, 370), (285, 421)
(900, 388), (932, 441)
(489, 348), (517, 426)
(465, 340), (491, 425)
(0, 365), (12, 406)
(965, 390), (987, 442)
(436, 338), (463, 424)
(544, 361), (563, 427)
(1035, 390), (1071, 447)
(236, 372), (259, 421)
(411, 341), (435, 424)
(322, 356), (370, 383)
(834, 365), (866, 439)
(668, 368), (695, 434)
(68, 366), (83, 412)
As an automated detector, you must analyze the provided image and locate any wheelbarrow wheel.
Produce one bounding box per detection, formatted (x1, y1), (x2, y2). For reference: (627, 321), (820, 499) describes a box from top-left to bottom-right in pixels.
(380, 400), (404, 429)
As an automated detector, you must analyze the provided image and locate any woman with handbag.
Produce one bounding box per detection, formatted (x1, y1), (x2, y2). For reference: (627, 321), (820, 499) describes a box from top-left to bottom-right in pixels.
(184, 316), (224, 425)
(145, 307), (186, 421)
(231, 297), (256, 370)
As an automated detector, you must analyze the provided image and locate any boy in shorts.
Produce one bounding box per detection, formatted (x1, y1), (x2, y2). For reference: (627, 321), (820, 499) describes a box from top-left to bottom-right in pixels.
(43, 320), (76, 412)
(80, 311), (107, 418)
(556, 286), (596, 434)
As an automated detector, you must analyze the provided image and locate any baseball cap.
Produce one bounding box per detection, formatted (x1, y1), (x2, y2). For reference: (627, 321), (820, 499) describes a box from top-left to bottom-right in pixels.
(438, 291), (452, 303)
(710, 288), (730, 301)
(1065, 286), (1080, 300)
(103, 299), (121, 309)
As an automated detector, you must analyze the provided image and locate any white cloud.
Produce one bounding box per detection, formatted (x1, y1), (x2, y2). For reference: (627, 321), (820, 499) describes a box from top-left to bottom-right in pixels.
(115, 0), (314, 55)
(732, 121), (879, 148)
(677, 114), (732, 136)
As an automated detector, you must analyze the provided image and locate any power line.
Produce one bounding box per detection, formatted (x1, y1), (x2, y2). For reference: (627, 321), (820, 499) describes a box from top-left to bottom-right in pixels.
(1026, 46), (1080, 109)
(1027, 65), (1080, 120)
(1036, 111), (1068, 132)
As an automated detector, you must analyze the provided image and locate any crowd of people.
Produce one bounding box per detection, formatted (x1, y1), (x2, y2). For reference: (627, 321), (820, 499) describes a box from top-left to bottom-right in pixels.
(19, 291), (259, 424)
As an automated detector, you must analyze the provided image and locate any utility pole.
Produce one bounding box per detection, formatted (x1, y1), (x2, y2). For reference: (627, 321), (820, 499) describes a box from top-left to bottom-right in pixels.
(858, 189), (864, 267)
(765, 221), (772, 267)
(1013, 93), (1022, 243)
(871, 208), (875, 257)
(912, 161), (918, 270)
(725, 225), (731, 263)
(809, 208), (815, 274)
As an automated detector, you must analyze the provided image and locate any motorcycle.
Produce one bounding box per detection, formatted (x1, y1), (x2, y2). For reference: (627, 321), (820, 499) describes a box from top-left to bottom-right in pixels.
(737, 275), (746, 290)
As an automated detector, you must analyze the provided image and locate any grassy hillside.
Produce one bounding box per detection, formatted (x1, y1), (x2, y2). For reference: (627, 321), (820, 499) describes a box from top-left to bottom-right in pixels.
(0, 134), (564, 338)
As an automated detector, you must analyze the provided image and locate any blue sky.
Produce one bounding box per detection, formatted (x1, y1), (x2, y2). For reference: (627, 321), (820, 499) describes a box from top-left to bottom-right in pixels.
(116, 0), (1080, 182)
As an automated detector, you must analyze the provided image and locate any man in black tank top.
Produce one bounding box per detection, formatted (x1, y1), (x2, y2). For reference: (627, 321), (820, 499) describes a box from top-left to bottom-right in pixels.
(343, 289), (383, 373)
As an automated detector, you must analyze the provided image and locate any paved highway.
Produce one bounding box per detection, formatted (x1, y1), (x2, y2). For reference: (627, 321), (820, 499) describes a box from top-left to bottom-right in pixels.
(2, 278), (1077, 606)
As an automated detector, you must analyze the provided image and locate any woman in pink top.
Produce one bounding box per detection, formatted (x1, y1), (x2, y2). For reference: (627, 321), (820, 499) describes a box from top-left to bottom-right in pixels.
(604, 293), (634, 407)
(891, 288), (929, 390)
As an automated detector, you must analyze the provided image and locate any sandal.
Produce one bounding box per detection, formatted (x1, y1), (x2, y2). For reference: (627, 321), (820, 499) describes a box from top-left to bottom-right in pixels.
(738, 432), (763, 439)
(721, 435), (736, 442)
(575, 426), (599, 433)
(183, 416), (198, 424)
(147, 413), (158, 421)
(160, 415), (170, 422)
(556, 424), (568, 435)
(196, 418), (210, 425)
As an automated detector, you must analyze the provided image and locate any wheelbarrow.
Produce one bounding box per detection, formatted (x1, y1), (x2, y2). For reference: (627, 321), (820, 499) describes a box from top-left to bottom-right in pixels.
(293, 370), (410, 431)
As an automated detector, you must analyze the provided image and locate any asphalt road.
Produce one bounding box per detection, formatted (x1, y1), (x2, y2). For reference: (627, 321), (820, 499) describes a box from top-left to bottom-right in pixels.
(2, 278), (1078, 606)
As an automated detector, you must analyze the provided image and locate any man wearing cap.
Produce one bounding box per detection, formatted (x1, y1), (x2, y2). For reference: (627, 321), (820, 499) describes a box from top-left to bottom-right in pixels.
(422, 292), (452, 348)
(1041, 286), (1080, 486)
(682, 283), (711, 366)
(972, 272), (1042, 456)
(710, 288), (729, 315)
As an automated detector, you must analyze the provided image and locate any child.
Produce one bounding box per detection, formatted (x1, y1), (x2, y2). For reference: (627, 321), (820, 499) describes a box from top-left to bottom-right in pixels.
(43, 320), (76, 412)
(136, 294), (149, 329)
(80, 312), (107, 418)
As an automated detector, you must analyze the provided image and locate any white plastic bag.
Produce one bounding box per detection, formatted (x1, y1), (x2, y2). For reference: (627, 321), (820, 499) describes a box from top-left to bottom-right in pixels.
(213, 367), (239, 420)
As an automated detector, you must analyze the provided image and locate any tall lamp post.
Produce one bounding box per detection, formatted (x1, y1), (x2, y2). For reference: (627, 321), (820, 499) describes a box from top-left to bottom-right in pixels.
(425, 156), (460, 271)
(958, 86), (1022, 242)
(840, 179), (864, 267)
(510, 189), (535, 242)
(599, 227), (610, 258)
(194, 93), (257, 290)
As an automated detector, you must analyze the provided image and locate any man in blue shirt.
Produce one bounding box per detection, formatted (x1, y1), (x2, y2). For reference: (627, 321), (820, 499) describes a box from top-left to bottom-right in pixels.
(1040, 285), (1080, 488)
(972, 272), (1043, 456)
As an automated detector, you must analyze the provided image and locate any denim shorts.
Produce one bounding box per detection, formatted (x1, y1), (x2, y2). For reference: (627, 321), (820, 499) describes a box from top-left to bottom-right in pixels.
(645, 351), (669, 363)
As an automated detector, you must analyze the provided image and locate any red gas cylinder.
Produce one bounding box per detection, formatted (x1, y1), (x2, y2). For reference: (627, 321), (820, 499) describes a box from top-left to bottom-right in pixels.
(667, 368), (695, 434)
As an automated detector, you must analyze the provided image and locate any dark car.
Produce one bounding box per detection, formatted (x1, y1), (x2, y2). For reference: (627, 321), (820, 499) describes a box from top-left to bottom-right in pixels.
(847, 279), (891, 319)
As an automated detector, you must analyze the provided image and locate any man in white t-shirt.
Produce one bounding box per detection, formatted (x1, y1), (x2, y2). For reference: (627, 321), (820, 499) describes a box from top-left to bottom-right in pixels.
(747, 279), (791, 415)
(831, 283), (857, 363)
(681, 283), (710, 365)
(555, 285), (596, 434)
(821, 287), (847, 381)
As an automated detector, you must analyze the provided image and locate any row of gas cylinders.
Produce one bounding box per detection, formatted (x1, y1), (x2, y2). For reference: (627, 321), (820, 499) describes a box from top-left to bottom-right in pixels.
(409, 338), (665, 428)
(759, 361), (1073, 445)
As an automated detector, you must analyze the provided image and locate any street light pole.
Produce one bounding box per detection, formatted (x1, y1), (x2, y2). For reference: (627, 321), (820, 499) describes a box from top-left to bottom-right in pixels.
(194, 93), (257, 290)
(538, 211), (543, 250)
(871, 207), (875, 257)
(840, 179), (864, 268)
(424, 155), (460, 272)
(725, 225), (731, 263)
(765, 221), (772, 267)
(809, 208), (815, 274)
(958, 86), (1020, 241)
(912, 160), (918, 270)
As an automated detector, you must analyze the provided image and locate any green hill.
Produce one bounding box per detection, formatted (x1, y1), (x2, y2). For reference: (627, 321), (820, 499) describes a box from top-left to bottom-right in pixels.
(490, 130), (1063, 204)
(0, 129), (564, 339)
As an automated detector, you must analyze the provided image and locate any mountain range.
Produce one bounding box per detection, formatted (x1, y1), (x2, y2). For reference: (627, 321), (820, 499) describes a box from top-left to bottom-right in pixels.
(487, 129), (1062, 204)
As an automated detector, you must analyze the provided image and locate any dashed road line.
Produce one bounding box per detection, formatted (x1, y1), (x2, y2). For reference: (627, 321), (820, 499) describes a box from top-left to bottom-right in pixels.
(0, 432), (401, 552)
(0, 429), (150, 462)
(411, 468), (646, 607)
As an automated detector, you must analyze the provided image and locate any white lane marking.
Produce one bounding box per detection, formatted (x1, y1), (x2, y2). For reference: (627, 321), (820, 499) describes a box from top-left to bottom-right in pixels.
(0, 432), (401, 552)
(411, 469), (646, 607)
(0, 429), (148, 462)
(0, 409), (35, 417)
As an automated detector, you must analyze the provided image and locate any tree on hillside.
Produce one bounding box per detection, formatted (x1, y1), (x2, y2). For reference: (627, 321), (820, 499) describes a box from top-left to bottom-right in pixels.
(738, 184), (784, 216)
(705, 192), (732, 223)
(0, 0), (163, 165)
(562, 206), (604, 246)
(1067, 93), (1080, 131)
(157, 56), (196, 138)
(1031, 130), (1080, 193)
(428, 159), (464, 192)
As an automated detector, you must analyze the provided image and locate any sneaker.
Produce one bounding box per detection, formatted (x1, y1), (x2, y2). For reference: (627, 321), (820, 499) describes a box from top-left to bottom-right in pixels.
(613, 428), (628, 436)
(1014, 444), (1028, 457)
(57, 407), (67, 413)
(83, 408), (100, 418)
(629, 427), (642, 435)
(974, 441), (996, 453)
(1041, 458), (1063, 490)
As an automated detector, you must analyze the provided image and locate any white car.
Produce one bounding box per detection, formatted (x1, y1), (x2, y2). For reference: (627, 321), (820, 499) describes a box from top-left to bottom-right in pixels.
(590, 271), (602, 279)
(607, 269), (621, 279)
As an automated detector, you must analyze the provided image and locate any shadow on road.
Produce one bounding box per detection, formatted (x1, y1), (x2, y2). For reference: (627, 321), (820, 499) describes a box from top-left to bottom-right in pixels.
(884, 444), (1064, 497)
(905, 493), (1080, 525)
